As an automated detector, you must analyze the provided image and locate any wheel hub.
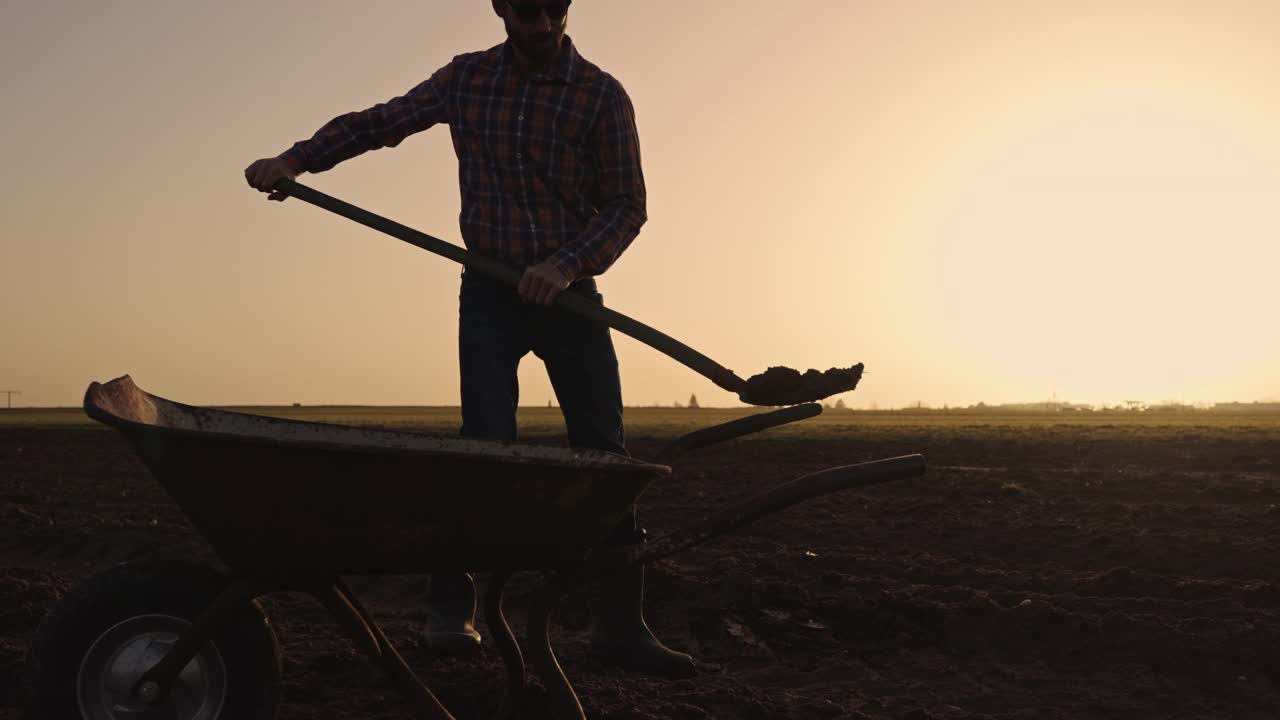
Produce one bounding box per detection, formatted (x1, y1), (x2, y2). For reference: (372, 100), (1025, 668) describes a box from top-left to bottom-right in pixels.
(77, 614), (228, 720)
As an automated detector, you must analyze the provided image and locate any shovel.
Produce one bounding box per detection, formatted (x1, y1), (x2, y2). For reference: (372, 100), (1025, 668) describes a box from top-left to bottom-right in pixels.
(273, 178), (861, 406)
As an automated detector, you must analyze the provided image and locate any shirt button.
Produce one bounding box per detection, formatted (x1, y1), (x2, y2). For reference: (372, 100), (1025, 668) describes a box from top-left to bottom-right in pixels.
(529, 223), (537, 231)
(518, 114), (524, 121)
(515, 152), (523, 160)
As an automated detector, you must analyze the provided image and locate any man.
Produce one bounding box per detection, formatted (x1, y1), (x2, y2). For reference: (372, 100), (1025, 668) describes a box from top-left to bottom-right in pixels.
(244, 0), (693, 676)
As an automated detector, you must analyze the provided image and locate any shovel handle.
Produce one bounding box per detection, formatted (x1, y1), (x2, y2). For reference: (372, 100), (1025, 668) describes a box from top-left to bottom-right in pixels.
(275, 179), (746, 394)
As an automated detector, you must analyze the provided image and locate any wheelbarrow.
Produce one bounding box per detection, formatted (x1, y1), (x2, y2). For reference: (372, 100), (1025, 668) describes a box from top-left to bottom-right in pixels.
(24, 375), (926, 720)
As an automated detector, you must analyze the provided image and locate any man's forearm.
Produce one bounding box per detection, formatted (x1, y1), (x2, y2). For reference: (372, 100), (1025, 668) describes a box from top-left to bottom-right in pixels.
(276, 65), (453, 174)
(278, 149), (308, 175)
(548, 197), (647, 281)
(276, 107), (403, 174)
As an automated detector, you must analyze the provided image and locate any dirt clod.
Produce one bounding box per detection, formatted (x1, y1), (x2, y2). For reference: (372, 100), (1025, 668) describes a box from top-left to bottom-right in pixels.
(739, 363), (864, 406)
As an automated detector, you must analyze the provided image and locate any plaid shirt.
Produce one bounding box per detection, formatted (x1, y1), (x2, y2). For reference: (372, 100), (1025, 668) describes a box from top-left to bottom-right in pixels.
(281, 36), (646, 281)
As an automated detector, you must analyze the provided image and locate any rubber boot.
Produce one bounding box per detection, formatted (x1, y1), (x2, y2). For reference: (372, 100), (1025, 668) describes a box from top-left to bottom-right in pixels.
(422, 572), (482, 654)
(589, 530), (696, 677)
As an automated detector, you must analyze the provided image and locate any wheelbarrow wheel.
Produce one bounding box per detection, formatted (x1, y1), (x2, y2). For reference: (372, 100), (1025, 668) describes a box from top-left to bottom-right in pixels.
(23, 559), (281, 720)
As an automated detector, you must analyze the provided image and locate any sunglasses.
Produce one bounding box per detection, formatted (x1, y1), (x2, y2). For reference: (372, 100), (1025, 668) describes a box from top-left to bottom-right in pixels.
(506, 0), (570, 23)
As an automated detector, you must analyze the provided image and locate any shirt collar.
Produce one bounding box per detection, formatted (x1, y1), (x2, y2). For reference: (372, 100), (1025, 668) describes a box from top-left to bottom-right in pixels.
(499, 34), (579, 83)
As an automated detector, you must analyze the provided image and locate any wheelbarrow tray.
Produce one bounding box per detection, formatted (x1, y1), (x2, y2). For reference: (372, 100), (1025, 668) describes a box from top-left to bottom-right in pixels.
(84, 376), (668, 575)
(70, 376), (926, 720)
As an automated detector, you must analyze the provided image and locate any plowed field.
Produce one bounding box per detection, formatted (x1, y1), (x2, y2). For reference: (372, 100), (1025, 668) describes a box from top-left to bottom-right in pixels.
(3, 416), (1278, 719)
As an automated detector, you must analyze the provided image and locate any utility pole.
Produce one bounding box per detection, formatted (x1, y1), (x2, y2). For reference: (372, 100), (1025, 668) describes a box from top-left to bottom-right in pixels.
(0, 390), (20, 409)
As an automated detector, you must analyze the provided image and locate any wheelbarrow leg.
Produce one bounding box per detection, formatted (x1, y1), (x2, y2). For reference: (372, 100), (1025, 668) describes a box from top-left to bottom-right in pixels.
(315, 579), (456, 720)
(484, 571), (525, 719)
(528, 573), (586, 720)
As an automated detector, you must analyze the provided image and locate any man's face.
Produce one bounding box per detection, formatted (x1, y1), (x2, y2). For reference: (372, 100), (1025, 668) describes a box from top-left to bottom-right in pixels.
(495, 0), (570, 64)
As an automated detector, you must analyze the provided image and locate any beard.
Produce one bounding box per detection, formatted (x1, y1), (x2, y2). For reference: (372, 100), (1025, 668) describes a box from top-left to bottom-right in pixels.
(505, 17), (566, 65)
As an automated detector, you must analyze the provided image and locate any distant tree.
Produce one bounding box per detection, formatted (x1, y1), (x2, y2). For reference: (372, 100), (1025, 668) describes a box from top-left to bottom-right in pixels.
(833, 398), (847, 410)
(688, 394), (700, 409)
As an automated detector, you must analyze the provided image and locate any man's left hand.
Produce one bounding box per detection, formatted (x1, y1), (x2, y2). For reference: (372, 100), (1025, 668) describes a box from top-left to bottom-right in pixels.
(518, 262), (572, 305)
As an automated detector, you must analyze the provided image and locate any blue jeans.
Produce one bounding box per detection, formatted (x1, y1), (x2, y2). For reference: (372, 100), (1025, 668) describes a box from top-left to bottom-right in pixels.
(457, 270), (637, 541)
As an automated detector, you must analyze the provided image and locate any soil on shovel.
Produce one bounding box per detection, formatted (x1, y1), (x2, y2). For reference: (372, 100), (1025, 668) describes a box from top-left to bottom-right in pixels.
(739, 363), (864, 406)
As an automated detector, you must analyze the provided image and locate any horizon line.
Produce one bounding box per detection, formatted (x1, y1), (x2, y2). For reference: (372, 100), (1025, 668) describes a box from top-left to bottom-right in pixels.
(6, 400), (1280, 412)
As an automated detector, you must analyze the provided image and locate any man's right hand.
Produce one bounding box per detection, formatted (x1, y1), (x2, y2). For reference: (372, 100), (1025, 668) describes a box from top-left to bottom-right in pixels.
(244, 155), (301, 201)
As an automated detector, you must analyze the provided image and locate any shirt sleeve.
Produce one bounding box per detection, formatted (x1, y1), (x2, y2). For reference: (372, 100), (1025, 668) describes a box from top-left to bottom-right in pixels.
(280, 61), (456, 173)
(547, 83), (647, 281)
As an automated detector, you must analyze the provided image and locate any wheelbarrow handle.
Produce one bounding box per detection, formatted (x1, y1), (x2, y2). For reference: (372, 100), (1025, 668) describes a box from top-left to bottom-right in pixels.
(653, 403), (823, 464)
(274, 178), (747, 394)
(576, 454), (927, 582)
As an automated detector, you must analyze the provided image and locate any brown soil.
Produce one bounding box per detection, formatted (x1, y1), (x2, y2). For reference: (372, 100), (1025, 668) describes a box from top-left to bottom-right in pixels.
(740, 365), (864, 406)
(2, 426), (1279, 719)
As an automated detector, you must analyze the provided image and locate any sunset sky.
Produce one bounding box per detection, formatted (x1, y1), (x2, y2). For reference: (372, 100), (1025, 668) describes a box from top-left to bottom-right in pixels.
(3, 1), (1278, 409)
